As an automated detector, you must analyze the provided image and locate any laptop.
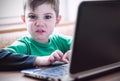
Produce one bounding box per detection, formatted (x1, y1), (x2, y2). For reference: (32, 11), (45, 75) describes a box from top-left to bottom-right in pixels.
(21, 0), (120, 81)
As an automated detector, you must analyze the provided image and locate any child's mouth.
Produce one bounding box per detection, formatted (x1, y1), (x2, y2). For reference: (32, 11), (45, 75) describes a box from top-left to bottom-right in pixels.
(36, 30), (45, 34)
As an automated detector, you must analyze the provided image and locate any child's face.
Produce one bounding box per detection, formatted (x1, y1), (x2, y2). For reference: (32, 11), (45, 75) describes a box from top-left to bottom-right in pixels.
(24, 3), (60, 43)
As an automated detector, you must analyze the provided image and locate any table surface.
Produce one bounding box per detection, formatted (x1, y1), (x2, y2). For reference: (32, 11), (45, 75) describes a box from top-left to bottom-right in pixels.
(0, 70), (120, 81)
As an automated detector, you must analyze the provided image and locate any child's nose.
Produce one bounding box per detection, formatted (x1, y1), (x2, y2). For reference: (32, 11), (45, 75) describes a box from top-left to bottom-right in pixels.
(35, 19), (44, 27)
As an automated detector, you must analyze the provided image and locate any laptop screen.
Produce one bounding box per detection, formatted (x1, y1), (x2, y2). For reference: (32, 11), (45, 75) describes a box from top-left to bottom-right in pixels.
(70, 1), (120, 76)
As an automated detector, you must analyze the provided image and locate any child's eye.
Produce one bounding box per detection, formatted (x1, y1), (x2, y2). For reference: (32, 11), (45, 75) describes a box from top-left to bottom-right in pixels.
(44, 15), (52, 19)
(28, 15), (37, 19)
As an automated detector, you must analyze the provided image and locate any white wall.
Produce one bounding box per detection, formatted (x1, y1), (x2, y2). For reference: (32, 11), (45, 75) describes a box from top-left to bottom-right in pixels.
(67, 0), (83, 22)
(0, 0), (23, 18)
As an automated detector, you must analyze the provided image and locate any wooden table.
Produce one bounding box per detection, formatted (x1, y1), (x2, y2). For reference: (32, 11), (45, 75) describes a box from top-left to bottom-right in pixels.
(0, 70), (120, 81)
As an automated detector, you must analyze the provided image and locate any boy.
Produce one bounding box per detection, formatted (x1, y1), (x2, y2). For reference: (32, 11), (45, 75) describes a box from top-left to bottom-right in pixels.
(4, 0), (72, 66)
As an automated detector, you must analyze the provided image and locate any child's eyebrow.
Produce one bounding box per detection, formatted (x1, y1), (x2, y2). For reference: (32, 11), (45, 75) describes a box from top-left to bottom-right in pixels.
(28, 12), (35, 15)
(44, 13), (54, 15)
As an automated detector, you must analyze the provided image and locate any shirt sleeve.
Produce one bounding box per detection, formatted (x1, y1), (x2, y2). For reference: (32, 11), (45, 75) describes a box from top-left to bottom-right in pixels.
(0, 49), (36, 70)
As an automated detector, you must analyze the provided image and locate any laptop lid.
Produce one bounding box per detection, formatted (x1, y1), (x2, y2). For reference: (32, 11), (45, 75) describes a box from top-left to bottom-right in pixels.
(69, 0), (120, 79)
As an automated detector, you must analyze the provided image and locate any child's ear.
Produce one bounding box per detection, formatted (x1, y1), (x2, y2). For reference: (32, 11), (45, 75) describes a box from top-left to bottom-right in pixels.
(21, 15), (26, 23)
(56, 15), (62, 24)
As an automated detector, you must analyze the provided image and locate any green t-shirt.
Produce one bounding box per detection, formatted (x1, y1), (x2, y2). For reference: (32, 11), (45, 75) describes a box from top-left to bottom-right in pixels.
(5, 34), (72, 56)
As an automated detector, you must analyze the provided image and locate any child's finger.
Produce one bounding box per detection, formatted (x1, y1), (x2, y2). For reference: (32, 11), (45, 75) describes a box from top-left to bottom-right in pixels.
(61, 58), (69, 64)
(53, 52), (61, 60)
(56, 50), (64, 58)
(64, 52), (70, 60)
(61, 51), (71, 63)
(52, 50), (63, 60)
(49, 55), (55, 63)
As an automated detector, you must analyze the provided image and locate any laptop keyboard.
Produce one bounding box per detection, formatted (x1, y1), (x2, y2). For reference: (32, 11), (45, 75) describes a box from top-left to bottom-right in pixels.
(34, 64), (69, 78)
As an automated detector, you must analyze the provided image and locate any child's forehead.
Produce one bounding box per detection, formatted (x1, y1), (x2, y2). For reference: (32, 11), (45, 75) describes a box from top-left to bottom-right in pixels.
(27, 3), (54, 12)
(25, 3), (56, 15)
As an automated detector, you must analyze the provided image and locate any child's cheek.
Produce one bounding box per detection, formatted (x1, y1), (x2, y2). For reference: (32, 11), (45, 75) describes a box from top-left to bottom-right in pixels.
(29, 22), (35, 29)
(27, 22), (35, 32)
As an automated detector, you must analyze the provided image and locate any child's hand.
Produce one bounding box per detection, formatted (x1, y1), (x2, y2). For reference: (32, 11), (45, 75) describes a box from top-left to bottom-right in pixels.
(48, 50), (63, 64)
(34, 50), (63, 66)
(34, 50), (71, 67)
(61, 50), (71, 64)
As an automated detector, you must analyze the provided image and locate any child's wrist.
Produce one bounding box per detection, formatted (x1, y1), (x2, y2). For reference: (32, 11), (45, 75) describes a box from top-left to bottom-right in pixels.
(34, 56), (51, 66)
(34, 57), (40, 67)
